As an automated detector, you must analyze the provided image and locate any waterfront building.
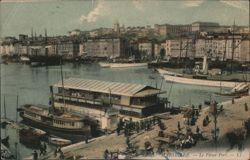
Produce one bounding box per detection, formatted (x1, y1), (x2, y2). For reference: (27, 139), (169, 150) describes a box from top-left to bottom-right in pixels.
(154, 43), (163, 58)
(195, 36), (250, 62)
(164, 39), (194, 58)
(239, 26), (250, 34)
(81, 38), (126, 58)
(19, 34), (29, 42)
(138, 39), (154, 58)
(0, 42), (15, 56)
(68, 29), (81, 37)
(154, 24), (192, 38)
(51, 78), (167, 124)
(14, 43), (28, 56)
(191, 21), (220, 32)
(28, 43), (58, 57)
(57, 40), (80, 58)
(89, 28), (114, 38)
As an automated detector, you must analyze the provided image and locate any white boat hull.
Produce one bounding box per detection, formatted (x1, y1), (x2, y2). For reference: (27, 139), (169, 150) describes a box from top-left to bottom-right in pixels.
(99, 62), (148, 68)
(109, 63), (147, 68)
(157, 68), (183, 77)
(98, 62), (110, 68)
(163, 74), (240, 88)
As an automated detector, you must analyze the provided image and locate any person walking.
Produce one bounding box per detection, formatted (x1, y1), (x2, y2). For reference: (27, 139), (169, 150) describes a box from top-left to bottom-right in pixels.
(104, 149), (109, 160)
(245, 103), (248, 111)
(33, 150), (38, 160)
(43, 143), (47, 154)
(196, 126), (200, 134)
(177, 121), (181, 131)
(198, 104), (202, 112)
(39, 143), (44, 156)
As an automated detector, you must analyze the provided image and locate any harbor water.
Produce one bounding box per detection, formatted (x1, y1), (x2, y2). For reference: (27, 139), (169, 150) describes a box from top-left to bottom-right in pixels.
(1, 63), (232, 159)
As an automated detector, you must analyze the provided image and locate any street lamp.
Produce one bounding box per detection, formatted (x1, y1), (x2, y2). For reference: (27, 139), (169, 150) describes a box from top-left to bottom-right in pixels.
(210, 100), (219, 146)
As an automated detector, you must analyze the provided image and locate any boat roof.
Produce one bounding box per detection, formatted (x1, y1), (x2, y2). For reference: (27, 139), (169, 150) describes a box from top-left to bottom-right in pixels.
(53, 78), (161, 97)
(22, 104), (84, 121)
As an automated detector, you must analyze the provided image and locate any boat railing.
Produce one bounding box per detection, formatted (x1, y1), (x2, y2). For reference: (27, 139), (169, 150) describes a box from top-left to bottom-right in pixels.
(55, 93), (122, 107)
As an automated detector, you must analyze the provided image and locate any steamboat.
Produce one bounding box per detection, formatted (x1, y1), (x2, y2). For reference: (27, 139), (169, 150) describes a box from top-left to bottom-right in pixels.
(19, 104), (91, 136)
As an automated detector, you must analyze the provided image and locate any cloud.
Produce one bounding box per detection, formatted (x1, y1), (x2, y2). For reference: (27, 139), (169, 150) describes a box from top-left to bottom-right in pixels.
(80, 0), (105, 23)
(132, 0), (144, 11)
(220, 0), (249, 12)
(184, 0), (204, 7)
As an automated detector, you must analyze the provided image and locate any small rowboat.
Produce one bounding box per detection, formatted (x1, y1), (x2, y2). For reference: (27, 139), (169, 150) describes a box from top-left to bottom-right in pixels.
(48, 137), (72, 147)
(19, 127), (46, 149)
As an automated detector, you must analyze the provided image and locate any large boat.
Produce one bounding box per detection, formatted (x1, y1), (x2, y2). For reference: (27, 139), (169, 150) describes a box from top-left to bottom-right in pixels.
(157, 68), (244, 88)
(98, 62), (148, 68)
(19, 104), (91, 136)
(28, 55), (61, 66)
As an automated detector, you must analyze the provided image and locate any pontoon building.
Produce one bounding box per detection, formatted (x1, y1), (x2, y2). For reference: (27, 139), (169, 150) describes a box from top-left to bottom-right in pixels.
(51, 78), (167, 125)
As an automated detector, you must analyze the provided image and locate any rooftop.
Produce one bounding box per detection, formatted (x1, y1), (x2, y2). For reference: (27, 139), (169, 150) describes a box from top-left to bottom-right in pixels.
(53, 78), (161, 97)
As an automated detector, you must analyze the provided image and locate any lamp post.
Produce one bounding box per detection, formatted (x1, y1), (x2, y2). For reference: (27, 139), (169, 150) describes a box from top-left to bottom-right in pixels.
(211, 100), (219, 148)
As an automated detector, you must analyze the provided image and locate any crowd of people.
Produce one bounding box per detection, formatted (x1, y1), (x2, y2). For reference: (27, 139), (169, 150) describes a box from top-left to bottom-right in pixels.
(32, 142), (47, 160)
(116, 117), (161, 136)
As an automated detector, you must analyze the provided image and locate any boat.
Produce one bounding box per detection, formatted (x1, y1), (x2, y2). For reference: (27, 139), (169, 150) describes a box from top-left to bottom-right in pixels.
(157, 68), (183, 77)
(98, 62), (110, 68)
(48, 136), (72, 147)
(109, 62), (148, 68)
(28, 55), (61, 66)
(1, 143), (15, 160)
(98, 62), (147, 68)
(19, 127), (46, 148)
(157, 68), (241, 88)
(19, 104), (92, 136)
(20, 56), (30, 63)
(162, 73), (240, 88)
(1, 136), (10, 148)
(215, 83), (249, 96)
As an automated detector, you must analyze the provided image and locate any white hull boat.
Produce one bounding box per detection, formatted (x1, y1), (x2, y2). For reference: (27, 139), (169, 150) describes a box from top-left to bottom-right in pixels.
(157, 68), (183, 77)
(99, 62), (147, 68)
(98, 62), (110, 68)
(163, 74), (239, 88)
(48, 137), (72, 147)
(157, 68), (240, 88)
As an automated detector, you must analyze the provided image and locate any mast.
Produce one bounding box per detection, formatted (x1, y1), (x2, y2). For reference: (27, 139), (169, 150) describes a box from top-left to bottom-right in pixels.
(4, 94), (6, 120)
(185, 40), (188, 58)
(179, 37), (182, 62)
(223, 35), (227, 61)
(230, 21), (235, 74)
(60, 58), (66, 108)
(16, 95), (19, 123)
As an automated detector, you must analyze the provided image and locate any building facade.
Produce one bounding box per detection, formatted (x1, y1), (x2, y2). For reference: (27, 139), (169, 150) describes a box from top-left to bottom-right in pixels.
(57, 41), (80, 58)
(195, 36), (250, 62)
(192, 22), (220, 32)
(155, 24), (192, 38)
(81, 38), (126, 58)
(164, 39), (194, 58)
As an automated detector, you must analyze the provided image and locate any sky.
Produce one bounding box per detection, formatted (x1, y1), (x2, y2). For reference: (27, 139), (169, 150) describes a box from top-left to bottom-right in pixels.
(0, 0), (249, 37)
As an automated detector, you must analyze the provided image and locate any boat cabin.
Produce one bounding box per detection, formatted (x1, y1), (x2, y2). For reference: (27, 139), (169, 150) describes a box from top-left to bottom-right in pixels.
(21, 104), (86, 130)
(51, 78), (167, 122)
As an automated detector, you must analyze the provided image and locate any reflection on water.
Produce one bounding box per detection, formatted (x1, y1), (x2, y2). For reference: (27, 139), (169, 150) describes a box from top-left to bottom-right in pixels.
(0, 63), (231, 158)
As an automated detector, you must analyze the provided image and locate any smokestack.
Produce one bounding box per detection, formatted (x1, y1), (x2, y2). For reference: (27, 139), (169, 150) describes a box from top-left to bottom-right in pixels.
(31, 27), (34, 40)
(45, 28), (48, 43)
